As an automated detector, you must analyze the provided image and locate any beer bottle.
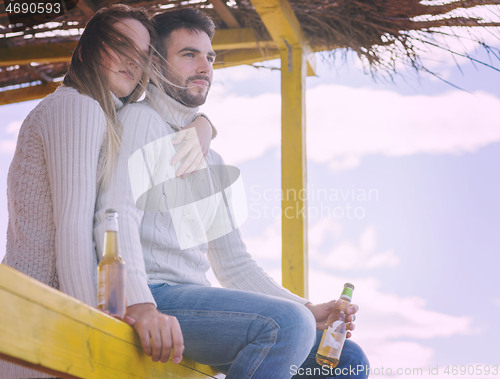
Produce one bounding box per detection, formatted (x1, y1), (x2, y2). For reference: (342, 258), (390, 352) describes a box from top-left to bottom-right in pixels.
(316, 283), (355, 367)
(97, 209), (126, 318)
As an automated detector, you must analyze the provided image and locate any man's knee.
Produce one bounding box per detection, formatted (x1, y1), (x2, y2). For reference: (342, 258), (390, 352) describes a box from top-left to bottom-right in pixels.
(277, 301), (317, 350)
(340, 339), (370, 378)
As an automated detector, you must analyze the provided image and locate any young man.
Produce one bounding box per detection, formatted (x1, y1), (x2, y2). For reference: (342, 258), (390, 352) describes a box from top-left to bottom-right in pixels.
(94, 8), (369, 378)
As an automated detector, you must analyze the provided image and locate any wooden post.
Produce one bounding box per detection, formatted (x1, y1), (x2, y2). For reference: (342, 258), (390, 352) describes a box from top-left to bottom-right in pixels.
(280, 43), (308, 298)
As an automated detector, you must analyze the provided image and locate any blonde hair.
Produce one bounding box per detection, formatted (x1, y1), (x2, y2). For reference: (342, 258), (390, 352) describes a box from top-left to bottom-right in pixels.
(63, 4), (156, 185)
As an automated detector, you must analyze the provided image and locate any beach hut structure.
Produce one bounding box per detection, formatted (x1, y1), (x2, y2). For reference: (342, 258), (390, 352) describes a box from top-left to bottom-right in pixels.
(1, 1), (499, 377)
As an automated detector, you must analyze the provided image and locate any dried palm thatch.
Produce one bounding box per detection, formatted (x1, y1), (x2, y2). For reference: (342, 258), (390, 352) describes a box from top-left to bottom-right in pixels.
(1, 0), (500, 99)
(229, 0), (500, 77)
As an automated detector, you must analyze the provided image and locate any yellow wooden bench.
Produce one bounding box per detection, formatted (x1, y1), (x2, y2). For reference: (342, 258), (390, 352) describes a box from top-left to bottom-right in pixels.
(0, 264), (220, 378)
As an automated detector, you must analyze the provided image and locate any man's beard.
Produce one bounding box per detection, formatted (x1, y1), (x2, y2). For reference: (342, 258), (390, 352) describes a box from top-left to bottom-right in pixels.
(165, 74), (210, 107)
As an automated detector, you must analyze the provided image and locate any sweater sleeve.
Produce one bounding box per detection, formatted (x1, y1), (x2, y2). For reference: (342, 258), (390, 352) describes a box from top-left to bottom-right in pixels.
(208, 229), (308, 304)
(94, 104), (159, 306)
(39, 92), (105, 306)
(206, 153), (308, 305)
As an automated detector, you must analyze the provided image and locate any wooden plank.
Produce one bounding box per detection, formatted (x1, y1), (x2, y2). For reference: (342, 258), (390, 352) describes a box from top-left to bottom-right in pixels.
(0, 82), (61, 105)
(0, 29), (271, 67)
(0, 264), (218, 378)
(249, 0), (316, 75)
(209, 0), (240, 28)
(279, 45), (308, 298)
(0, 42), (77, 66)
(0, 47), (282, 105)
(250, 0), (310, 297)
(213, 28), (274, 50)
(76, 0), (98, 19)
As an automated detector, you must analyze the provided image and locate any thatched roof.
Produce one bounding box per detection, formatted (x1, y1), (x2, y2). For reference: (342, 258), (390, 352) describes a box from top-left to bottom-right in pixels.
(1, 0), (500, 104)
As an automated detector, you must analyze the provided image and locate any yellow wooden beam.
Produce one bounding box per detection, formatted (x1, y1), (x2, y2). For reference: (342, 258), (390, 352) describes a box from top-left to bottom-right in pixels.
(0, 42), (77, 66)
(213, 27), (274, 50)
(0, 47), (282, 105)
(251, 0), (310, 297)
(279, 45), (309, 298)
(0, 29), (274, 67)
(0, 82), (61, 105)
(209, 0), (240, 28)
(249, 0), (316, 76)
(0, 264), (218, 378)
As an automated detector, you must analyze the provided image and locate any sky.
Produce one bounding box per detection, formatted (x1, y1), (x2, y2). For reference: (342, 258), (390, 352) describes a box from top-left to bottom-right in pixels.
(1, 12), (500, 379)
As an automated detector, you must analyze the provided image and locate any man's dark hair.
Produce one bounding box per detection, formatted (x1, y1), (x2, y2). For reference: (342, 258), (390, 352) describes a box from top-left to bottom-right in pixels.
(153, 8), (215, 56)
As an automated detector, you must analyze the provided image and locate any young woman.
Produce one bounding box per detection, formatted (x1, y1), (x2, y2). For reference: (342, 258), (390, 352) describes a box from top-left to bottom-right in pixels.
(2, 4), (212, 377)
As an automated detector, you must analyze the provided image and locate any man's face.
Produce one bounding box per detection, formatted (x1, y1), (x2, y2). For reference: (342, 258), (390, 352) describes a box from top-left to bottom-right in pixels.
(162, 28), (215, 107)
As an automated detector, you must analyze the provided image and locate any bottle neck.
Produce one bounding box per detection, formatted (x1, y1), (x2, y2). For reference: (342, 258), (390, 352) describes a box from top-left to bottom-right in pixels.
(103, 213), (120, 257)
(106, 216), (119, 233)
(338, 283), (354, 312)
(338, 297), (351, 312)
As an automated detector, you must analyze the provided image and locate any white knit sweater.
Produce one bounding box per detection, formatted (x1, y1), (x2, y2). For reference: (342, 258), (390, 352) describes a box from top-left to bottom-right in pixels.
(2, 85), (121, 378)
(94, 84), (308, 307)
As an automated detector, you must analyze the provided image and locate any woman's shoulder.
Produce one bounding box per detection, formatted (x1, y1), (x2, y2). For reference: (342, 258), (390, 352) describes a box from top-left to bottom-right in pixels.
(26, 86), (102, 121)
(19, 86), (108, 141)
(40, 85), (103, 112)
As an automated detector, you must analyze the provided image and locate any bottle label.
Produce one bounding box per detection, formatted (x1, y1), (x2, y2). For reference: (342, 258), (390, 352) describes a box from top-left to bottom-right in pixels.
(340, 286), (353, 300)
(97, 270), (106, 307)
(97, 262), (126, 318)
(317, 325), (347, 359)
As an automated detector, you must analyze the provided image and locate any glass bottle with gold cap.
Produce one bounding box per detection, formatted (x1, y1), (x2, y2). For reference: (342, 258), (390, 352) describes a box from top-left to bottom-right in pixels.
(97, 209), (126, 318)
(316, 283), (355, 367)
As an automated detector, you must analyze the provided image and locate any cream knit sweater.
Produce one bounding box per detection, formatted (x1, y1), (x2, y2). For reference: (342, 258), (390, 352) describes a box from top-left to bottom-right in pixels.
(2, 85), (120, 378)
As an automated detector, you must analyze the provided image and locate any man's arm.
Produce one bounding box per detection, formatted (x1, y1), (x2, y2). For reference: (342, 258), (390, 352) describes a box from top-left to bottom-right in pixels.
(204, 152), (308, 304)
(207, 228), (309, 304)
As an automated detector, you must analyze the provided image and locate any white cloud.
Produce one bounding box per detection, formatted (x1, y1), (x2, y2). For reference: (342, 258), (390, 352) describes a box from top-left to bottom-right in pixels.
(366, 341), (434, 376)
(307, 273), (476, 376)
(205, 83), (500, 170)
(314, 224), (399, 271)
(0, 120), (21, 154)
(204, 90), (281, 165)
(307, 85), (500, 167)
(5, 120), (21, 135)
(0, 139), (17, 155)
(258, 267), (478, 375)
(242, 218), (281, 261)
(212, 63), (279, 87)
(240, 216), (478, 372)
(245, 217), (398, 271)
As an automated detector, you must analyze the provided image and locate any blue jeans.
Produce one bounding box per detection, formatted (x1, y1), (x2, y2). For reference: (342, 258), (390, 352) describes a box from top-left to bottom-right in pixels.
(149, 283), (369, 379)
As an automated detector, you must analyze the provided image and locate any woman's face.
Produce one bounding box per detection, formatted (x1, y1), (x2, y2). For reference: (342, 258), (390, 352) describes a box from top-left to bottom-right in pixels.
(102, 18), (150, 98)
